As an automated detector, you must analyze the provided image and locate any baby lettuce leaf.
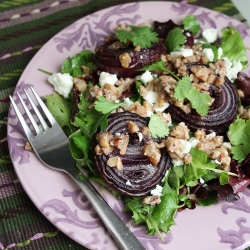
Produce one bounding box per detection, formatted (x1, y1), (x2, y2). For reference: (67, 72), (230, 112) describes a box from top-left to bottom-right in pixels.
(124, 180), (179, 239)
(182, 15), (200, 35)
(220, 27), (248, 69)
(44, 92), (72, 132)
(228, 116), (250, 162)
(164, 27), (186, 52)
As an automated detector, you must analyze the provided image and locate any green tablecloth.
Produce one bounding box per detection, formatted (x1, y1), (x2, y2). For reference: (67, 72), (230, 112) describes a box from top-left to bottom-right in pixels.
(0, 0), (249, 249)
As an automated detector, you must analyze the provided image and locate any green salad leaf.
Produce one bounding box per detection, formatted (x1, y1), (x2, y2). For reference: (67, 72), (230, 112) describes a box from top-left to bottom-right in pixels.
(44, 93), (72, 132)
(94, 96), (124, 114)
(61, 50), (97, 77)
(228, 117), (250, 162)
(124, 179), (179, 240)
(164, 27), (186, 53)
(148, 114), (170, 138)
(183, 15), (200, 35)
(174, 76), (211, 116)
(116, 25), (159, 49)
(220, 27), (248, 69)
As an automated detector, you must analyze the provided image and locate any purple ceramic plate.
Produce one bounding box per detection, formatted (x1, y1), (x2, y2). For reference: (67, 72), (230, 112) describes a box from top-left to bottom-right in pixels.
(7, 2), (250, 250)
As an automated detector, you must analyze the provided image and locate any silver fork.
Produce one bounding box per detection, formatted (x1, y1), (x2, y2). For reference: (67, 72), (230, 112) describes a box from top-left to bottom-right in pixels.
(9, 87), (145, 250)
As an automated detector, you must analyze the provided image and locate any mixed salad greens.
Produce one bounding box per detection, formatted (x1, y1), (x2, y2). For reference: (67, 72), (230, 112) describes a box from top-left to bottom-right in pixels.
(40, 15), (250, 240)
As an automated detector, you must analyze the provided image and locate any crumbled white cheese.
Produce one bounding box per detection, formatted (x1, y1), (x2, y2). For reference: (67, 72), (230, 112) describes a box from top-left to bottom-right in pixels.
(126, 180), (132, 186)
(153, 102), (170, 112)
(140, 70), (154, 84)
(99, 72), (118, 88)
(146, 110), (153, 117)
(170, 48), (193, 61)
(202, 48), (214, 62)
(138, 132), (143, 142)
(180, 139), (192, 154)
(218, 47), (223, 59)
(206, 132), (216, 140)
(200, 178), (205, 184)
(115, 132), (121, 136)
(202, 28), (218, 43)
(222, 142), (232, 150)
(122, 97), (133, 111)
(212, 159), (221, 165)
(48, 73), (73, 98)
(151, 184), (163, 196)
(189, 137), (199, 148)
(143, 90), (158, 105)
(172, 159), (184, 167)
(224, 57), (243, 81)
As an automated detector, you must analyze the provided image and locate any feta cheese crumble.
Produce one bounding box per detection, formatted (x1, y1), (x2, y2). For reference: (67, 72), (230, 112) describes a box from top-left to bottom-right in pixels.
(150, 184), (163, 196)
(202, 48), (214, 62)
(170, 48), (193, 62)
(223, 57), (243, 81)
(202, 28), (218, 43)
(48, 73), (73, 98)
(140, 70), (154, 84)
(99, 72), (118, 88)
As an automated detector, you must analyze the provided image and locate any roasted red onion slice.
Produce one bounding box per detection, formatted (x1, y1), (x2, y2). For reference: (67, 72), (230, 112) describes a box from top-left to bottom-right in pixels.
(168, 77), (239, 134)
(95, 41), (166, 77)
(94, 112), (172, 196)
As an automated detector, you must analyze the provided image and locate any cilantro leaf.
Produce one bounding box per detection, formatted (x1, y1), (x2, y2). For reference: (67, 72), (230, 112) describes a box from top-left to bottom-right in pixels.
(220, 27), (248, 69)
(164, 27), (186, 53)
(137, 58), (179, 80)
(148, 114), (169, 138)
(116, 25), (158, 49)
(61, 50), (97, 77)
(228, 117), (250, 162)
(174, 76), (211, 116)
(182, 15), (200, 35)
(94, 96), (124, 114)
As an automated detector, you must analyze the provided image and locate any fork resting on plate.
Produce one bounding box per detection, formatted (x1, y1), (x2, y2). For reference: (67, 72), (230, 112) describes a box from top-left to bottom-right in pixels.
(9, 87), (145, 250)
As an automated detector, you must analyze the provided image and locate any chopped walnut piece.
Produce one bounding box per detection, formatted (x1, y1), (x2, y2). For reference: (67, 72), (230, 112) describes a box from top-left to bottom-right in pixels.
(142, 196), (161, 206)
(112, 134), (129, 155)
(134, 45), (141, 52)
(170, 122), (190, 139)
(127, 121), (139, 133)
(165, 137), (192, 164)
(25, 142), (33, 152)
(143, 141), (161, 166)
(96, 132), (114, 148)
(107, 156), (123, 170)
(119, 52), (131, 68)
(191, 65), (210, 81)
(73, 78), (87, 92)
(141, 126), (152, 140)
(89, 85), (103, 99)
(129, 101), (147, 117)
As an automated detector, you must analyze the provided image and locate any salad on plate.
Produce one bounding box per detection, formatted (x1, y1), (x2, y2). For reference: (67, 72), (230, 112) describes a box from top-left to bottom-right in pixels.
(39, 14), (250, 240)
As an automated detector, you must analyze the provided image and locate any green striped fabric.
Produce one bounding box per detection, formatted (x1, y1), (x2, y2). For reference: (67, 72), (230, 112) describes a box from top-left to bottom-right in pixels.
(0, 0), (248, 249)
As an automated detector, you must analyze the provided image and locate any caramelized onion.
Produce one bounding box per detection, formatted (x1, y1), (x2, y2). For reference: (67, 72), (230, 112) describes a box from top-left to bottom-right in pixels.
(168, 77), (239, 134)
(94, 112), (172, 196)
(95, 41), (166, 78)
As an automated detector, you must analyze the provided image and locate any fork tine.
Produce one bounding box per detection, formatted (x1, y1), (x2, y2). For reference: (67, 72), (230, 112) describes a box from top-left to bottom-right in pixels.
(17, 92), (41, 135)
(9, 95), (34, 138)
(23, 89), (49, 131)
(30, 86), (57, 126)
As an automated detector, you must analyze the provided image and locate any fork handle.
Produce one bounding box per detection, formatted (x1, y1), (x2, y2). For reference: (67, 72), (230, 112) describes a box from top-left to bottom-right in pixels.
(73, 177), (145, 250)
